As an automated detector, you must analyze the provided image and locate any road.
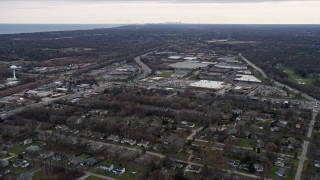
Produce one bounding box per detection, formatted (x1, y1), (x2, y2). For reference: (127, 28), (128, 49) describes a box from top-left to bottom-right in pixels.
(134, 55), (152, 80)
(77, 171), (117, 180)
(295, 109), (318, 180)
(186, 127), (203, 140)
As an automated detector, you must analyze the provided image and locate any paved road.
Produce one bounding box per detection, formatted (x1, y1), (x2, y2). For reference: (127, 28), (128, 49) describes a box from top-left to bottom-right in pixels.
(295, 109), (318, 180)
(134, 55), (152, 80)
(186, 127), (203, 140)
(77, 171), (117, 180)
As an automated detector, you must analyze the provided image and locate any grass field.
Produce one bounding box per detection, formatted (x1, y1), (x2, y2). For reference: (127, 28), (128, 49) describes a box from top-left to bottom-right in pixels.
(238, 138), (253, 148)
(283, 67), (312, 85)
(156, 70), (173, 78)
(8, 141), (45, 154)
(32, 171), (42, 180)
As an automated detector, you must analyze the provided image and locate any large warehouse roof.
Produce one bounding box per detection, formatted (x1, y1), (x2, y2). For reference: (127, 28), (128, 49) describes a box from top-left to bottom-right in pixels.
(235, 74), (261, 83)
(189, 80), (226, 90)
(169, 61), (209, 70)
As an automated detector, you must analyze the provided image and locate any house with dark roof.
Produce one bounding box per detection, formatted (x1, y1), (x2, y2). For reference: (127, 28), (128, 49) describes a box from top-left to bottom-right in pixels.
(80, 158), (97, 167)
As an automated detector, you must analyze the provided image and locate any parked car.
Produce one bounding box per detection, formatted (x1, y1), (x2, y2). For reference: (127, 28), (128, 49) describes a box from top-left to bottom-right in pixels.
(20, 161), (30, 168)
(13, 161), (22, 168)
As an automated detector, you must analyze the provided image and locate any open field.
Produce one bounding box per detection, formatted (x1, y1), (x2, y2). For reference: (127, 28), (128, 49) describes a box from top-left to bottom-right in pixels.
(283, 67), (312, 85)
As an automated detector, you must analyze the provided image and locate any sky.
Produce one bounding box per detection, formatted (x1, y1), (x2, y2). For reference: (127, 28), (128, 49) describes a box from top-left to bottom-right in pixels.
(0, 0), (320, 24)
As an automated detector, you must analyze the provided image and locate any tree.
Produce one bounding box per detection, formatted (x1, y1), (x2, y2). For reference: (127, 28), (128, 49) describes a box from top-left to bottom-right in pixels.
(174, 169), (186, 180)
(202, 163), (210, 177)
(257, 147), (261, 153)
(18, 153), (24, 159)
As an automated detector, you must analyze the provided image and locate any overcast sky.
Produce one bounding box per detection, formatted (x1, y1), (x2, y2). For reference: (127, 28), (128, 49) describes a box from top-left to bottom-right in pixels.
(0, 0), (319, 24)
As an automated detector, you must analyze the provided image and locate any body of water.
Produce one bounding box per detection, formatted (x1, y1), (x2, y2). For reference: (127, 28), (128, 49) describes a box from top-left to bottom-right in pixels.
(0, 24), (122, 34)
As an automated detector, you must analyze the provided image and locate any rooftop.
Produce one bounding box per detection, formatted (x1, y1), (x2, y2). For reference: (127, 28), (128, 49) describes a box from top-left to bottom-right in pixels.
(189, 80), (226, 90)
(169, 61), (209, 70)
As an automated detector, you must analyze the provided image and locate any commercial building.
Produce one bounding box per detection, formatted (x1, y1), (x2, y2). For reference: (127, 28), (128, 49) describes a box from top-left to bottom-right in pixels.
(189, 80), (226, 90)
(169, 61), (209, 70)
(234, 74), (261, 83)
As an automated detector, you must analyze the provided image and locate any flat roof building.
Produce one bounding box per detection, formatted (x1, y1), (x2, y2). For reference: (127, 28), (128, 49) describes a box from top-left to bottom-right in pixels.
(169, 61), (209, 70)
(234, 74), (261, 83)
(189, 80), (226, 90)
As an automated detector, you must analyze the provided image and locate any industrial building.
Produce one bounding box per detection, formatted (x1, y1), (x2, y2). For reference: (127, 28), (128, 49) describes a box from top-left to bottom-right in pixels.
(169, 61), (209, 70)
(234, 74), (261, 83)
(189, 80), (226, 90)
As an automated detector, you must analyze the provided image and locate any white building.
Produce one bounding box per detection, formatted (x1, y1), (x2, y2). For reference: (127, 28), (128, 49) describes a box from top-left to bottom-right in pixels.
(234, 75), (261, 83)
(189, 80), (226, 90)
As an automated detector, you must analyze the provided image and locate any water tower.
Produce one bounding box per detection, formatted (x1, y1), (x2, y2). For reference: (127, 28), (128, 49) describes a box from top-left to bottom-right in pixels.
(10, 65), (19, 80)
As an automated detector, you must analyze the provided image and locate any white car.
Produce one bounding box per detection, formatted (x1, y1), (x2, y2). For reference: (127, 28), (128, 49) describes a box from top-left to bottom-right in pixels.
(20, 161), (30, 168)
(315, 163), (320, 168)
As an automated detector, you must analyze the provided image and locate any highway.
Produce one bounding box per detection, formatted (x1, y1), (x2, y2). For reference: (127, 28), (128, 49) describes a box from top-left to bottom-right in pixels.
(134, 55), (152, 80)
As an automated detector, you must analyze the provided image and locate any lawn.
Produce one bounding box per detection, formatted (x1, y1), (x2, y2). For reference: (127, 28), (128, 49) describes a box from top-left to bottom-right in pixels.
(265, 159), (298, 179)
(238, 138), (253, 148)
(156, 71), (173, 78)
(8, 141), (45, 155)
(32, 171), (42, 180)
(89, 160), (144, 180)
(283, 67), (312, 85)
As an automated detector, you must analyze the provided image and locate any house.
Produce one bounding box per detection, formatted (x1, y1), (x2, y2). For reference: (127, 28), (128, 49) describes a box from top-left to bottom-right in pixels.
(277, 120), (288, 128)
(26, 145), (40, 153)
(107, 134), (120, 142)
(172, 162), (184, 169)
(191, 141), (207, 148)
(80, 158), (97, 167)
(196, 153), (206, 161)
(276, 167), (286, 177)
(98, 163), (113, 171)
(152, 144), (162, 150)
(39, 151), (54, 158)
(53, 153), (66, 161)
(163, 138), (174, 145)
(70, 156), (84, 165)
(23, 138), (32, 145)
(232, 109), (243, 116)
(230, 147), (241, 153)
(2, 142), (13, 148)
(271, 126), (280, 132)
(186, 122), (195, 128)
(254, 164), (263, 173)
(113, 167), (126, 174)
(137, 140), (149, 148)
(229, 128), (239, 137)
(121, 138), (136, 145)
(185, 165), (201, 173)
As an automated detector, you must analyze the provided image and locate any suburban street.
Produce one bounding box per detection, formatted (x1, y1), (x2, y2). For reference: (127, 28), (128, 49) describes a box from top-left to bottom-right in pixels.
(295, 109), (318, 180)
